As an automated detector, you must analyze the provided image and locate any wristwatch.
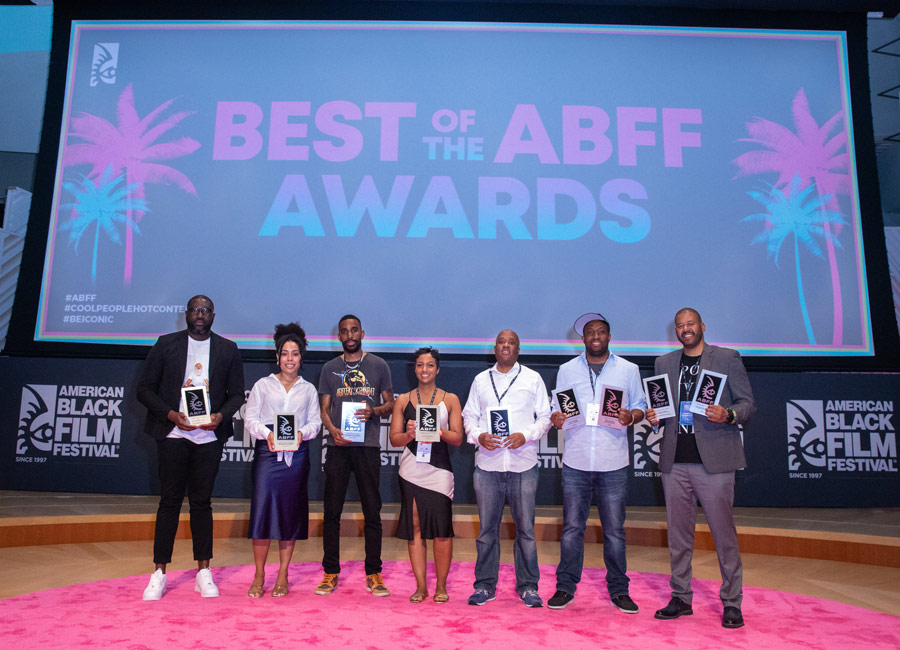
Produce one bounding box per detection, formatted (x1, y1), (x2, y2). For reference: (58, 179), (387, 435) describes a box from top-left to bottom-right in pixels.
(726, 408), (737, 424)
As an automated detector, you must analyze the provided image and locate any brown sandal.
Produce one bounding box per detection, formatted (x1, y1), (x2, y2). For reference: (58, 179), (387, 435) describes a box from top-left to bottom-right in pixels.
(433, 592), (449, 604)
(248, 578), (265, 598)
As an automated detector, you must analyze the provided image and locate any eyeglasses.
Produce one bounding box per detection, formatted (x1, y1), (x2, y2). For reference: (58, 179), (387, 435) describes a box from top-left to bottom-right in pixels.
(186, 307), (212, 315)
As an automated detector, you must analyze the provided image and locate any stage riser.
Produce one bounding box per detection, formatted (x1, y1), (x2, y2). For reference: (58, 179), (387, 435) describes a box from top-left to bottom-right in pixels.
(3, 514), (897, 568)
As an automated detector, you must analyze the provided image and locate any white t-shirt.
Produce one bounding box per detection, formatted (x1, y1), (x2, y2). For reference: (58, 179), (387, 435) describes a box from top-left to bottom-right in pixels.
(167, 337), (216, 444)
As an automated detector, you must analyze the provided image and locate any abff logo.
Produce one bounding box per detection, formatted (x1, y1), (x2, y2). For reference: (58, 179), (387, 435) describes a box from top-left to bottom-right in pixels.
(786, 400), (826, 470)
(632, 421), (663, 470)
(17, 385), (57, 455)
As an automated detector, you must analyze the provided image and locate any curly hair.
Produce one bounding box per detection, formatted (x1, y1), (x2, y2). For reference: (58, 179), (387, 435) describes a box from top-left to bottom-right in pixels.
(413, 346), (440, 368)
(274, 322), (308, 358)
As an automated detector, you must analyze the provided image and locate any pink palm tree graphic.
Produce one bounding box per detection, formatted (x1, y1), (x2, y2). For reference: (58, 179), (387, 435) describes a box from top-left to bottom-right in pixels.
(733, 88), (850, 345)
(62, 84), (200, 285)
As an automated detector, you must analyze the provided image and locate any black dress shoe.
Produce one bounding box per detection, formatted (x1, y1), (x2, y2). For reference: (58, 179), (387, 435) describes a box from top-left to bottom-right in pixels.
(722, 606), (744, 628)
(654, 597), (693, 620)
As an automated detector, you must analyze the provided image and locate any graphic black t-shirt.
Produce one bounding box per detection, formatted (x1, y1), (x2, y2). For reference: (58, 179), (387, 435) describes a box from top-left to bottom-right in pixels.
(318, 353), (392, 448)
(674, 352), (703, 464)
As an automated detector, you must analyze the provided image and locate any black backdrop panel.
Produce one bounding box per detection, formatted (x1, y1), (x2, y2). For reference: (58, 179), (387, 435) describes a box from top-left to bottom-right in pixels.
(3, 356), (897, 507)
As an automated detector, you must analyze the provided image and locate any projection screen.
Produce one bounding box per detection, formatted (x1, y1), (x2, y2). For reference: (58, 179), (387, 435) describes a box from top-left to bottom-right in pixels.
(34, 20), (872, 356)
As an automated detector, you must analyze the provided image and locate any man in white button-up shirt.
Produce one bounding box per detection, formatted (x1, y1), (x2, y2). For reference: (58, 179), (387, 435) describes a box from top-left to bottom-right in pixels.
(462, 329), (552, 608)
(547, 313), (646, 614)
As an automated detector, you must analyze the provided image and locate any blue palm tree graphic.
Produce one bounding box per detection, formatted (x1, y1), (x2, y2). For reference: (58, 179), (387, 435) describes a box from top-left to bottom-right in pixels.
(59, 166), (149, 285)
(742, 174), (846, 345)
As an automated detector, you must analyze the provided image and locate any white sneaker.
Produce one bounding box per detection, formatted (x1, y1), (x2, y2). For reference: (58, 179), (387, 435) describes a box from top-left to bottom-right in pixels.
(142, 569), (167, 601)
(195, 568), (220, 598)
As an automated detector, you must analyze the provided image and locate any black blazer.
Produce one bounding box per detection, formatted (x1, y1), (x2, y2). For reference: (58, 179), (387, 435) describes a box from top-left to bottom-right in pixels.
(136, 330), (245, 441)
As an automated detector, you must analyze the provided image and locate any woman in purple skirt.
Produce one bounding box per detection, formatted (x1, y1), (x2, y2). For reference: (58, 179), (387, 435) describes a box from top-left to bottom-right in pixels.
(244, 323), (321, 597)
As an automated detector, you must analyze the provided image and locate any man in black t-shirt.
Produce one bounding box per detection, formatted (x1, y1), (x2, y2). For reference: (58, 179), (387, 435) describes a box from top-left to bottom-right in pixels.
(647, 308), (756, 630)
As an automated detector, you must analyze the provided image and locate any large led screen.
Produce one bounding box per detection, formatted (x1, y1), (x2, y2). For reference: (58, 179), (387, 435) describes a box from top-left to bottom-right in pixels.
(35, 20), (872, 355)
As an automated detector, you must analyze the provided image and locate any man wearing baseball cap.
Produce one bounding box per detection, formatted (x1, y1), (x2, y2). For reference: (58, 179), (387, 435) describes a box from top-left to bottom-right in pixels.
(548, 313), (646, 613)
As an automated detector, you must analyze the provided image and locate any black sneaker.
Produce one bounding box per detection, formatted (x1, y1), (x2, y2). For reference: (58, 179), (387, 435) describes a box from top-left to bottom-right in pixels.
(654, 597), (693, 620)
(611, 594), (639, 614)
(547, 590), (574, 609)
(722, 606), (744, 629)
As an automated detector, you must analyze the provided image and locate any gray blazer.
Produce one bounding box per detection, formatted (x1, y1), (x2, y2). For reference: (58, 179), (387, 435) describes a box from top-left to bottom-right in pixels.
(654, 344), (756, 474)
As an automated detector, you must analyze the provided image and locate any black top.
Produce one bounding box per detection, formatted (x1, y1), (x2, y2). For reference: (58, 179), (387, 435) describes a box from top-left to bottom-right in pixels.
(403, 400), (453, 473)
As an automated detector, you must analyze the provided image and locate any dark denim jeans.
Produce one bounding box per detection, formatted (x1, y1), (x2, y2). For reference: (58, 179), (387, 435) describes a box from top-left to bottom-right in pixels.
(556, 464), (629, 598)
(473, 465), (539, 594)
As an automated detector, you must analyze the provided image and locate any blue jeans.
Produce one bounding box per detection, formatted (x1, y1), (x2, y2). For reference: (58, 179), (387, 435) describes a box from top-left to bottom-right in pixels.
(556, 464), (629, 598)
(473, 465), (539, 594)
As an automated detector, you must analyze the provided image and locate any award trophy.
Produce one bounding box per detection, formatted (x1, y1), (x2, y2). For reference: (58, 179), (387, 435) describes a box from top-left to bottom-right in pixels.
(690, 370), (727, 416)
(486, 407), (511, 438)
(341, 401), (366, 443)
(553, 387), (584, 429)
(597, 385), (626, 429)
(273, 412), (299, 451)
(643, 374), (676, 420)
(181, 385), (211, 426)
(416, 404), (441, 443)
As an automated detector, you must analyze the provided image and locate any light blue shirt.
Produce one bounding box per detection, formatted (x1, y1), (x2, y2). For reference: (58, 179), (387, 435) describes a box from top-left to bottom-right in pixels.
(553, 352), (646, 472)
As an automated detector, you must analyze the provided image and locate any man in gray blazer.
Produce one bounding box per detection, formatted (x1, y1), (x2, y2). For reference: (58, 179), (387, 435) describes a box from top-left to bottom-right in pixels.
(647, 308), (755, 629)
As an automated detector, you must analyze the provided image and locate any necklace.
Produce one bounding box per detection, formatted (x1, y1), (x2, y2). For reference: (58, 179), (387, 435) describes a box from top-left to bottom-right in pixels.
(416, 386), (438, 405)
(342, 351), (365, 370)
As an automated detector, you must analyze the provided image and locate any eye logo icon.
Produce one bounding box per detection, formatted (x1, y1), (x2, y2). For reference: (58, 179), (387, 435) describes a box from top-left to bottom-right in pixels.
(786, 400), (826, 470)
(700, 377), (717, 402)
(90, 43), (119, 87)
(187, 392), (203, 412)
(492, 412), (508, 435)
(649, 381), (666, 407)
(560, 393), (577, 416)
(17, 385), (58, 455)
(632, 422), (662, 469)
(604, 393), (620, 412)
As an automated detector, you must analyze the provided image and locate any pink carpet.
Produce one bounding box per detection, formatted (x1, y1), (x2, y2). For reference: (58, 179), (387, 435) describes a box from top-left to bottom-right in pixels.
(1, 561), (898, 649)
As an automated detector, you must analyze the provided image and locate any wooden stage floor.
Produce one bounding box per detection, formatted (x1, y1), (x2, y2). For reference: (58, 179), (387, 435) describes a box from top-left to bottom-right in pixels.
(1, 491), (899, 616)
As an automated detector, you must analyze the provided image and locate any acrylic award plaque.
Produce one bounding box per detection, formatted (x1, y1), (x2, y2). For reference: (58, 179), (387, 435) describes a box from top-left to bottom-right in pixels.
(341, 401), (366, 443)
(643, 374), (676, 420)
(597, 384), (626, 429)
(181, 385), (211, 426)
(416, 404), (441, 443)
(690, 370), (727, 416)
(553, 387), (584, 429)
(273, 412), (299, 451)
(486, 407), (511, 438)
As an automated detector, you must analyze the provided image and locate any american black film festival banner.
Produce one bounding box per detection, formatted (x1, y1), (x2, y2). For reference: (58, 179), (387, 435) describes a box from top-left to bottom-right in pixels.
(3, 356), (897, 507)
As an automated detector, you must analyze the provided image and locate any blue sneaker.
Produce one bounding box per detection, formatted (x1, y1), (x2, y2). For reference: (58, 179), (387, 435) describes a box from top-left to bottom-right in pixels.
(467, 589), (496, 606)
(520, 589), (543, 608)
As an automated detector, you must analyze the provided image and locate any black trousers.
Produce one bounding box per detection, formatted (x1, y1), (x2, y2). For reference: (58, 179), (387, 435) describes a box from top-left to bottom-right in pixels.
(152, 436), (224, 565)
(322, 445), (383, 575)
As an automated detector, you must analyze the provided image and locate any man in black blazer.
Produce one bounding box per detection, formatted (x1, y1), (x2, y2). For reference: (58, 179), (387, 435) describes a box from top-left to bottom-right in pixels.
(647, 308), (756, 629)
(136, 295), (245, 600)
